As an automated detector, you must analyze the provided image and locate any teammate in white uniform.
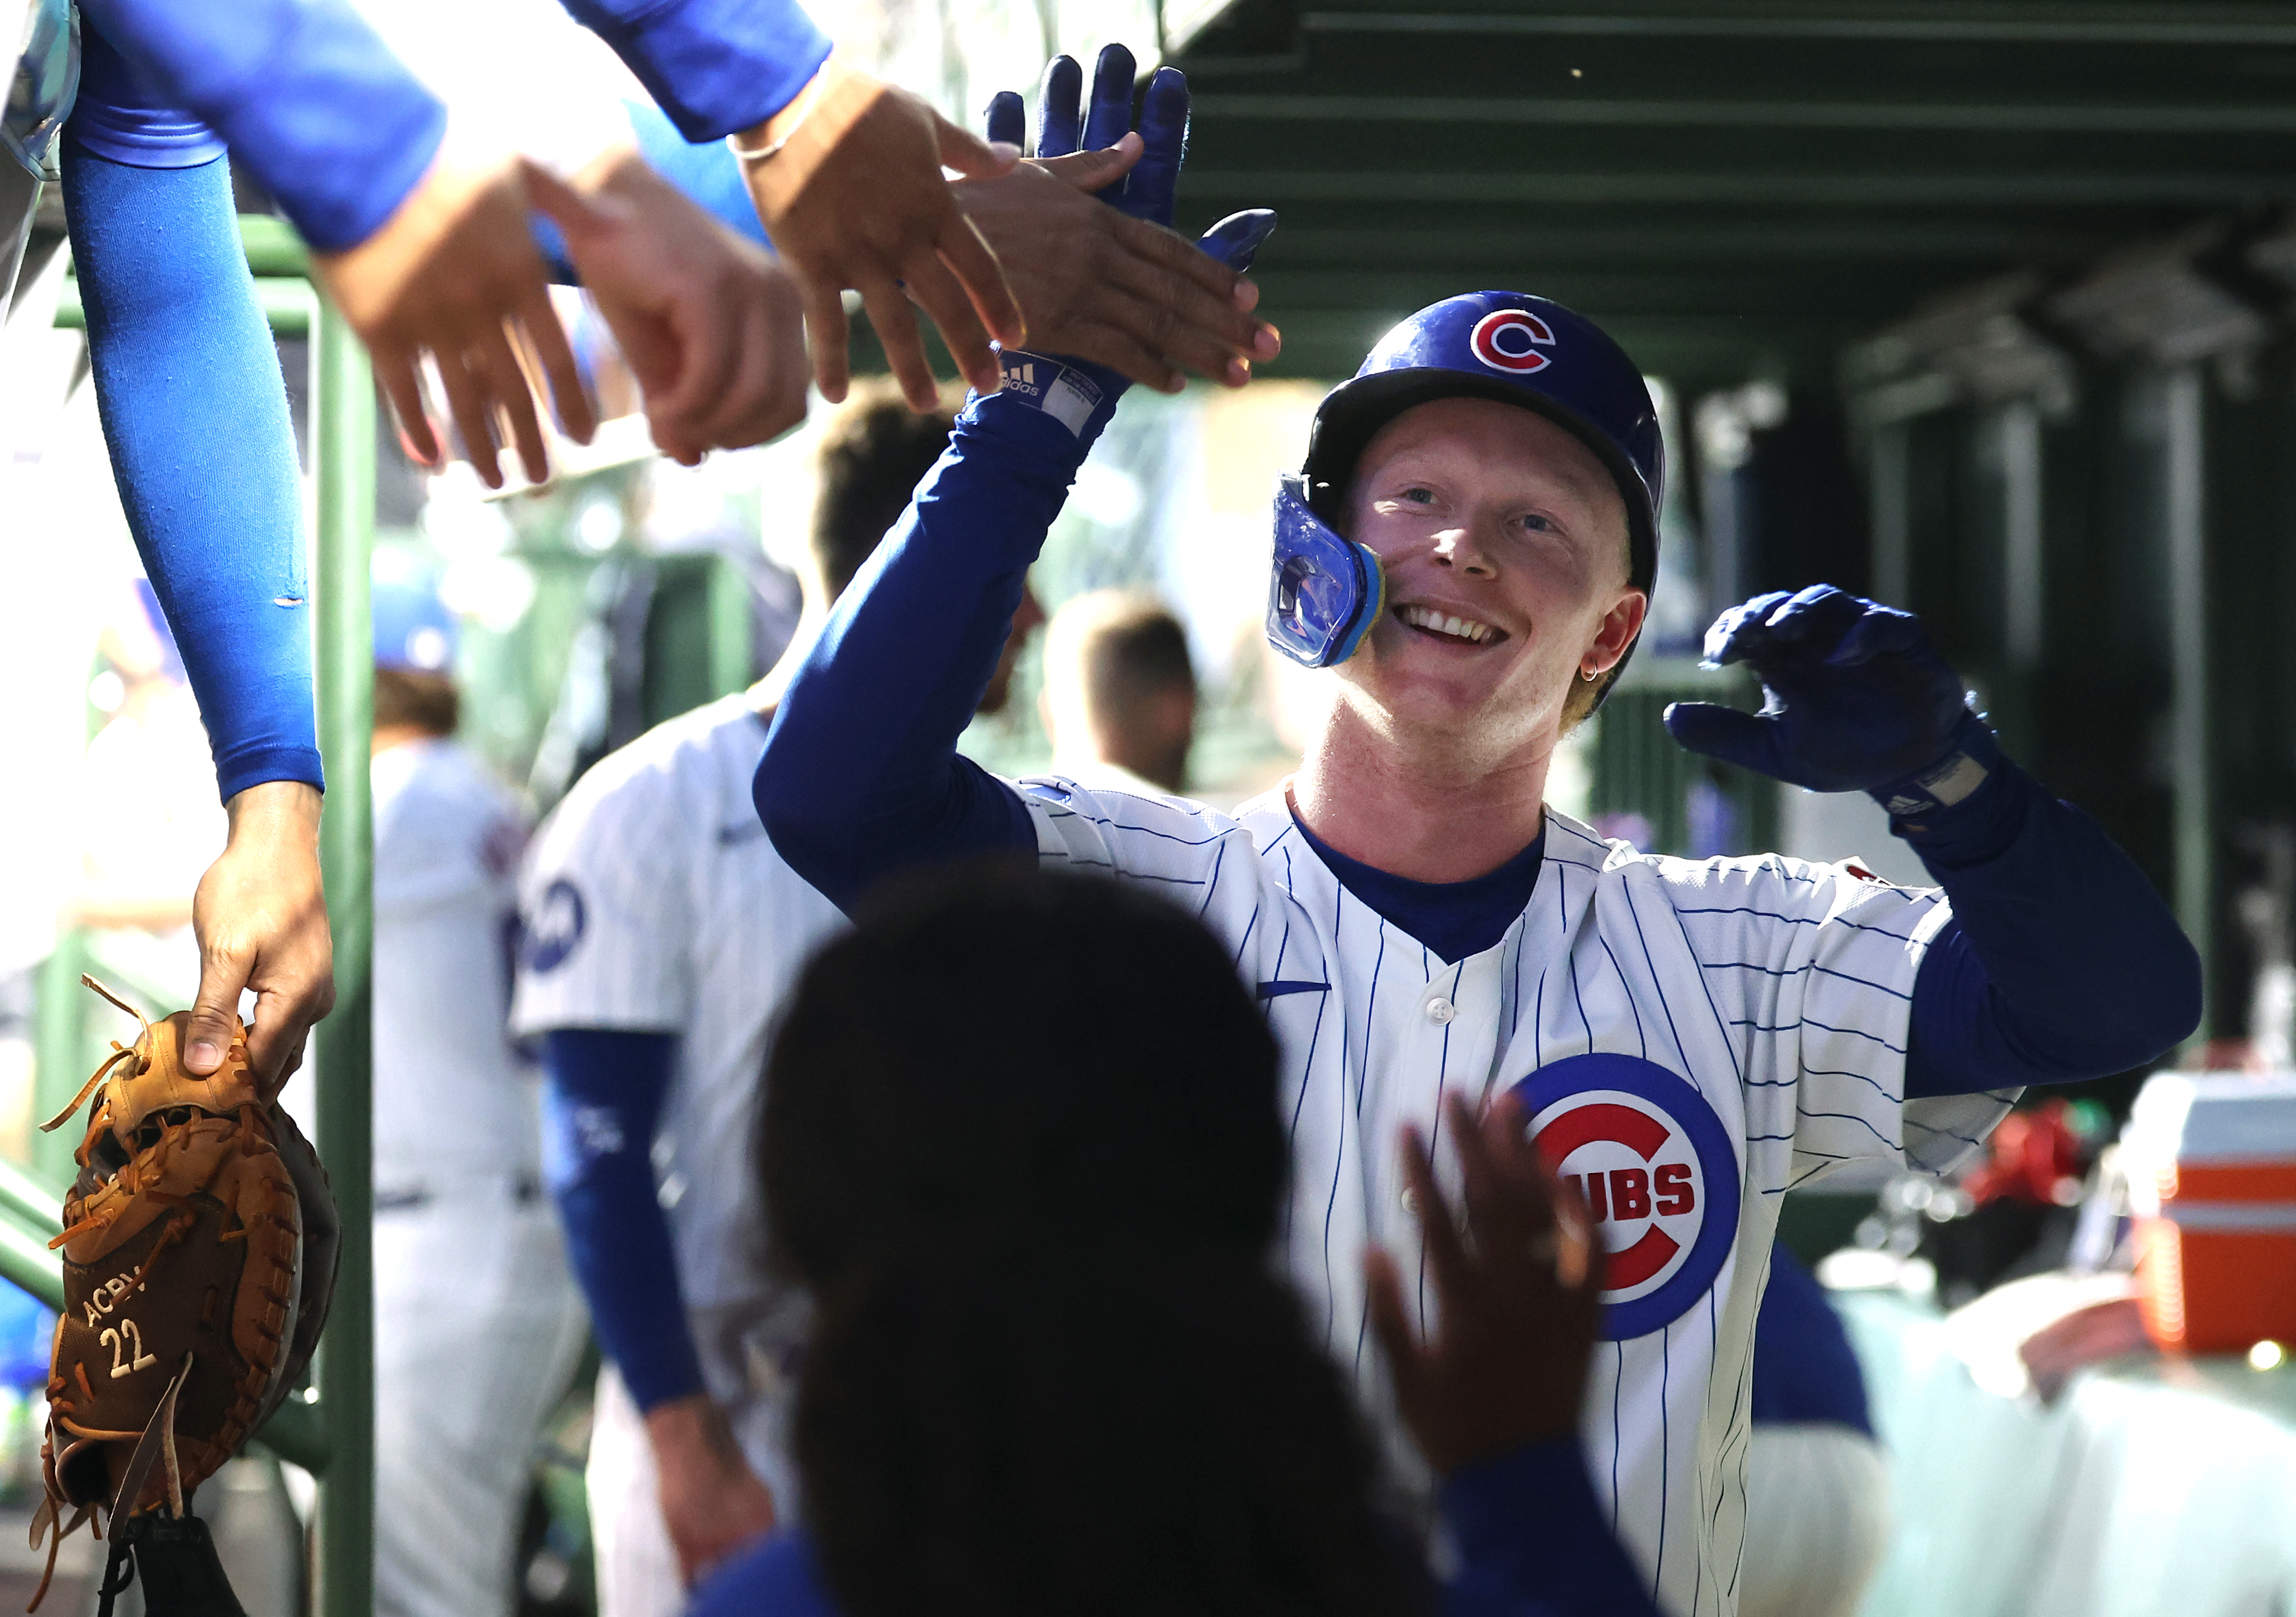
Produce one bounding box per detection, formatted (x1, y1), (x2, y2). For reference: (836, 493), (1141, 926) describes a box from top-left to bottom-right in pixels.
(370, 562), (587, 1617)
(511, 383), (1045, 1617)
(753, 95), (2201, 1614)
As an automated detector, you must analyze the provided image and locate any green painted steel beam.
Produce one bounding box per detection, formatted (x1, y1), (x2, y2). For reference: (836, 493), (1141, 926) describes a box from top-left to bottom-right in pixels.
(0, 1200), (62, 1313)
(1176, 168), (2296, 206)
(1191, 91), (2296, 134)
(313, 293), (376, 1617)
(0, 1155), (62, 1242)
(1297, 10), (2296, 47)
(52, 276), (317, 334)
(238, 214), (312, 279)
(253, 1396), (333, 1477)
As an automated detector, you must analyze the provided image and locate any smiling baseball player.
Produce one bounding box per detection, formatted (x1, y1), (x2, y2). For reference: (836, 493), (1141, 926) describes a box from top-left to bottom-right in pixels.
(752, 54), (2200, 1617)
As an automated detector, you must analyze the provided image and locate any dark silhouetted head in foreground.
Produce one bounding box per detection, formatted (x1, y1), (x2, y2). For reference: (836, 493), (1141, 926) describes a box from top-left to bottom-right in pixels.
(761, 864), (1413, 1617)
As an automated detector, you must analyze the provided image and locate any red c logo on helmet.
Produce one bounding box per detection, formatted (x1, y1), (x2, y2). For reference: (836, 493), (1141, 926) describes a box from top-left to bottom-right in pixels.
(1469, 309), (1556, 375)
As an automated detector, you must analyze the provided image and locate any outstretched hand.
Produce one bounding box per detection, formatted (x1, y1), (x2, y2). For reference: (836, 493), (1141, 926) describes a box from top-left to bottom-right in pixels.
(525, 152), (808, 464)
(1366, 1092), (1601, 1476)
(1664, 584), (1987, 799)
(734, 55), (1023, 409)
(314, 143), (594, 491)
(962, 47), (1281, 393)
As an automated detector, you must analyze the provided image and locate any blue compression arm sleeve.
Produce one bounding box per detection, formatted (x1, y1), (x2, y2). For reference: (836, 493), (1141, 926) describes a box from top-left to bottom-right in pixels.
(1440, 1441), (1662, 1616)
(63, 142), (324, 801)
(75, 0), (445, 251)
(757, 365), (1122, 910)
(558, 0), (830, 143)
(541, 1030), (707, 1410)
(1901, 756), (2200, 1099)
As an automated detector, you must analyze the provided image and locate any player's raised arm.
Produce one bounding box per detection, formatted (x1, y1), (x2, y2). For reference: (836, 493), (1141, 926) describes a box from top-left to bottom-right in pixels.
(1666, 586), (2200, 1099)
(755, 58), (1275, 910)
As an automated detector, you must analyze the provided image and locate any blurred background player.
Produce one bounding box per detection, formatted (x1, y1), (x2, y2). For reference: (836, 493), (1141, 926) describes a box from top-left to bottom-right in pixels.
(371, 557), (586, 1617)
(1039, 590), (1196, 797)
(512, 381), (1042, 1617)
(1739, 1243), (1889, 1617)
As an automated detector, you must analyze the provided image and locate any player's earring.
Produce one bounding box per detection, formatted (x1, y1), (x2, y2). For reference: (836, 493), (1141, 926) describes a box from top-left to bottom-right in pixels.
(1579, 665), (1599, 681)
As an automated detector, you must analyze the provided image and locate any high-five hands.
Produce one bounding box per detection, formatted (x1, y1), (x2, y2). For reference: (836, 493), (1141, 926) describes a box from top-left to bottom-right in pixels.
(967, 48), (1281, 393)
(733, 55), (1024, 409)
(314, 141), (594, 492)
(526, 150), (809, 464)
(1366, 1093), (1602, 1475)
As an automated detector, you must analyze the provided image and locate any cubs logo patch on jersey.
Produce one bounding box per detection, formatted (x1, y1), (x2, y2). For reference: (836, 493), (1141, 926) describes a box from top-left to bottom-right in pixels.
(1511, 1053), (1741, 1341)
(523, 878), (588, 974)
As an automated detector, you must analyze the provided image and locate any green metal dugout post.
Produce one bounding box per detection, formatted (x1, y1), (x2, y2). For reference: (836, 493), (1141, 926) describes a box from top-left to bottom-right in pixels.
(313, 273), (377, 1617)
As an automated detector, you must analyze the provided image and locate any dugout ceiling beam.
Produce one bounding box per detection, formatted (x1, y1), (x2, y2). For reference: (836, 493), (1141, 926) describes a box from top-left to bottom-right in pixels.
(1165, 0), (2296, 387)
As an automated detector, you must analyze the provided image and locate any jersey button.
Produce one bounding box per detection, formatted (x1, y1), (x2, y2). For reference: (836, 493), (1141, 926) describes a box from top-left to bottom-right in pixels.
(1424, 996), (1456, 1025)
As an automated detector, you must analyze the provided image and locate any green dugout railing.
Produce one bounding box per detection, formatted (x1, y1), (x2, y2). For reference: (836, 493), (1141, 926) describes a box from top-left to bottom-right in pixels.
(9, 214), (374, 1615)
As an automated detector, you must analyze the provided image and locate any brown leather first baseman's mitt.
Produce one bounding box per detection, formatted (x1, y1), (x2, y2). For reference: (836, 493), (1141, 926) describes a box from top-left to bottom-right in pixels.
(27, 978), (339, 1610)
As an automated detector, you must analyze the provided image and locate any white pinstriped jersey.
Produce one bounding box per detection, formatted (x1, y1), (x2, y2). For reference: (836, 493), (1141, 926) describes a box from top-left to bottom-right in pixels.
(373, 738), (533, 1186)
(1011, 776), (2012, 1617)
(510, 695), (845, 1500)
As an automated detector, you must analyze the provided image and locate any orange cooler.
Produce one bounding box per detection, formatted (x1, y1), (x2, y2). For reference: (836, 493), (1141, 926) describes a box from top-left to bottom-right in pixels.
(2122, 1072), (2296, 1354)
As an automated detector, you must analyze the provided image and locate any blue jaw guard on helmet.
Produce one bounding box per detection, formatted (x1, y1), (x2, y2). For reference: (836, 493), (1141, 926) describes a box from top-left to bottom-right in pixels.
(1267, 473), (1384, 668)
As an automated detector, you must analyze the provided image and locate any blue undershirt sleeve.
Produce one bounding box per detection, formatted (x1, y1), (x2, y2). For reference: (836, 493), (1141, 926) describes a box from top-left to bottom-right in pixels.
(1901, 757), (2200, 1099)
(63, 141), (324, 801)
(75, 0), (446, 251)
(757, 360), (1123, 912)
(557, 0), (831, 143)
(1439, 1440), (1662, 1616)
(541, 1028), (707, 1411)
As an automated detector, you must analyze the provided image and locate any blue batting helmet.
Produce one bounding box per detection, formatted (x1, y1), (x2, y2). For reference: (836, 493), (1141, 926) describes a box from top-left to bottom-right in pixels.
(1265, 292), (1663, 673)
(373, 551), (457, 673)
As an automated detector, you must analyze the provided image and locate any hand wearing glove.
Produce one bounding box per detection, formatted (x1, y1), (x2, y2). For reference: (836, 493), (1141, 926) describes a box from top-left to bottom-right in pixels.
(962, 47), (1281, 394)
(970, 50), (1278, 444)
(1662, 583), (1997, 826)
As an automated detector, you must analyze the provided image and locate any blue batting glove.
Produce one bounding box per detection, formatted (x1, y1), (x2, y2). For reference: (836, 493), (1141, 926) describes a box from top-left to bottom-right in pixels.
(1662, 585), (1998, 819)
(991, 54), (1275, 270)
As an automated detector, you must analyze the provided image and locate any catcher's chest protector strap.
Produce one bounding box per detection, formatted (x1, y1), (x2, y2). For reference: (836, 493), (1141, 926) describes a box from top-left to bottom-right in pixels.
(96, 1514), (248, 1617)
